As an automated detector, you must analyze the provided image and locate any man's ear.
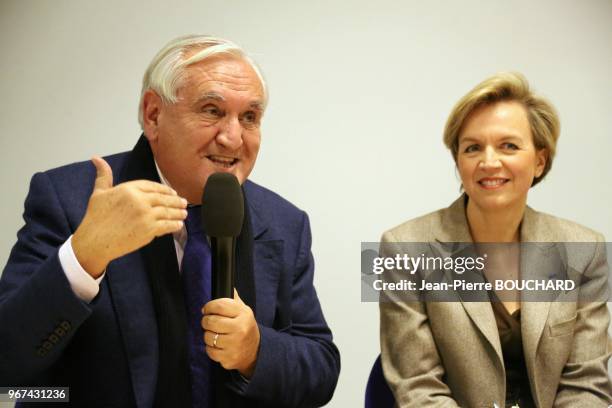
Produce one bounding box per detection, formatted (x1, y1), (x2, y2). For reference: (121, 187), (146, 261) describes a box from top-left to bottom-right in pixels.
(534, 148), (548, 178)
(142, 90), (163, 142)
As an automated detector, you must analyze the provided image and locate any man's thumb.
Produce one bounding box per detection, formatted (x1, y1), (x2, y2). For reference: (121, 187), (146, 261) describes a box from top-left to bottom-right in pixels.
(92, 156), (113, 190)
(233, 289), (244, 304)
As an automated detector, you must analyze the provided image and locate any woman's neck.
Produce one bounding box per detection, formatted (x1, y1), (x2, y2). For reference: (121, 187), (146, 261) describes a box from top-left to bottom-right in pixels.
(466, 198), (526, 243)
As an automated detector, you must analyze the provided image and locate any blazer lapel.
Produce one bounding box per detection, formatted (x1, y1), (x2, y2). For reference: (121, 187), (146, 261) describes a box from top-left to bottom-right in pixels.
(432, 196), (504, 365)
(243, 182), (285, 326)
(237, 182), (268, 312)
(106, 253), (160, 408)
(519, 206), (561, 404)
(245, 182), (268, 241)
(105, 136), (177, 408)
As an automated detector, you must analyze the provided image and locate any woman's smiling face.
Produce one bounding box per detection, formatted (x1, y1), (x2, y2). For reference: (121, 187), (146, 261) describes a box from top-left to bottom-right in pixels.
(457, 100), (547, 214)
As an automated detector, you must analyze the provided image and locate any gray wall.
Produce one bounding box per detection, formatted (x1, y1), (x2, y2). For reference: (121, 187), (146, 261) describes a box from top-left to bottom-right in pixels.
(1, 0), (611, 406)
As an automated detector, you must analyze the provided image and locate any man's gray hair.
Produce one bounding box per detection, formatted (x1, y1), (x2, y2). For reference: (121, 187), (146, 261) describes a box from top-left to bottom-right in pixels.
(138, 34), (268, 129)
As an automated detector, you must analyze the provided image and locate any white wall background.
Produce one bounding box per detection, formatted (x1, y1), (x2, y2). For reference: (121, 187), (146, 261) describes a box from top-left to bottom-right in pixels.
(1, 0), (611, 406)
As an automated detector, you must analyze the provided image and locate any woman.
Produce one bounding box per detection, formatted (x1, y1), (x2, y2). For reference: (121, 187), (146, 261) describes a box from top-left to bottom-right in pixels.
(379, 72), (612, 407)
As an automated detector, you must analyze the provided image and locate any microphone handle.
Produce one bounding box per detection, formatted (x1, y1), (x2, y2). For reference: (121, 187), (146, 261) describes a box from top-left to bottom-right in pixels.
(211, 236), (236, 299)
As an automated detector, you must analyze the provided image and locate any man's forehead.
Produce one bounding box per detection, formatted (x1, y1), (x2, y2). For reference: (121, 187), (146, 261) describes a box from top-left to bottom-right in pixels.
(186, 57), (262, 88)
(178, 58), (263, 103)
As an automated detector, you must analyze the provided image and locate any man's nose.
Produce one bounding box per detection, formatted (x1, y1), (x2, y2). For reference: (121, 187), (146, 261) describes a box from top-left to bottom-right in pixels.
(479, 147), (502, 169)
(216, 116), (243, 150)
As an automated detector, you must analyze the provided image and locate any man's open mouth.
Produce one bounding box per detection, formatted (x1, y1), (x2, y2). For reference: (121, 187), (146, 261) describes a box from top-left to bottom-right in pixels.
(207, 155), (238, 168)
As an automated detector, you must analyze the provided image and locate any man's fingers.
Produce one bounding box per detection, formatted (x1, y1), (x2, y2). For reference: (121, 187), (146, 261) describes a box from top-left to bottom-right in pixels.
(153, 220), (184, 237)
(92, 156), (113, 190)
(133, 179), (178, 196)
(201, 314), (233, 334)
(202, 298), (241, 317)
(204, 345), (237, 371)
(151, 206), (188, 221)
(205, 345), (222, 362)
(203, 330), (226, 349)
(148, 193), (188, 209)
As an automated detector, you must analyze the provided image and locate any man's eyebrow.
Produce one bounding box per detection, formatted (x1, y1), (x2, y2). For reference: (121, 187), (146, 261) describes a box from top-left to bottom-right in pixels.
(196, 92), (225, 104)
(250, 101), (265, 111)
(195, 92), (264, 111)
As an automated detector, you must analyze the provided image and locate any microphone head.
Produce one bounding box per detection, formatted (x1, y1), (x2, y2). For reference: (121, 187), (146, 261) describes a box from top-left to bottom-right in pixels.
(202, 173), (244, 237)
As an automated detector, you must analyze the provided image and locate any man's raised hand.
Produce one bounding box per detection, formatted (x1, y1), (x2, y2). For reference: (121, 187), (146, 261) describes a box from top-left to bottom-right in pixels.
(72, 156), (187, 278)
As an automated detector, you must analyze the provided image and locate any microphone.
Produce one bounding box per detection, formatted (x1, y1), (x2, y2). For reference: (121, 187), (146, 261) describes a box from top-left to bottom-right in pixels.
(201, 173), (244, 299)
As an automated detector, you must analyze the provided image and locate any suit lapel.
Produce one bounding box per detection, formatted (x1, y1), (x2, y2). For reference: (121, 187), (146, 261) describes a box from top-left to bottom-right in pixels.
(519, 206), (560, 403)
(234, 182), (266, 313)
(432, 196), (504, 364)
(106, 253), (160, 408)
(244, 182), (268, 240)
(105, 136), (183, 408)
(243, 182), (285, 324)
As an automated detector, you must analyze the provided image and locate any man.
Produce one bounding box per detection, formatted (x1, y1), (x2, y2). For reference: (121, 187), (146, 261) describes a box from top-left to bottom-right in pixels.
(0, 35), (340, 407)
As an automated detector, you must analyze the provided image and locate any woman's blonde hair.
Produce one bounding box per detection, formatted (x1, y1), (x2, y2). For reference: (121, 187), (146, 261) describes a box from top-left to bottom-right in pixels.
(443, 72), (560, 186)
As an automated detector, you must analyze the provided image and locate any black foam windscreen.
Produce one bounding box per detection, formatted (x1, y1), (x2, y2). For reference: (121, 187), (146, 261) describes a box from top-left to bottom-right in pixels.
(201, 173), (244, 237)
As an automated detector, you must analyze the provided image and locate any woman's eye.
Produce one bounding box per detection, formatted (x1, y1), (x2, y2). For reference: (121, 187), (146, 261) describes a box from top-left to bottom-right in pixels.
(501, 142), (519, 150)
(463, 144), (480, 153)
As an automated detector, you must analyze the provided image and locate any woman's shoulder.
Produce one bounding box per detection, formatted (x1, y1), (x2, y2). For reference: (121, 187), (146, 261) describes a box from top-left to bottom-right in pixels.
(382, 196), (471, 243)
(381, 207), (447, 242)
(524, 207), (605, 242)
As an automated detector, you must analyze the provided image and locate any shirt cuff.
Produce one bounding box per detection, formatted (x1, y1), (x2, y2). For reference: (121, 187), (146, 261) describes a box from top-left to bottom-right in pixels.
(59, 235), (104, 302)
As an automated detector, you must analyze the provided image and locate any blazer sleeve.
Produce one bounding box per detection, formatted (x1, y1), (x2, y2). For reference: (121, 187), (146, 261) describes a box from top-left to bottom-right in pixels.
(230, 211), (341, 407)
(379, 230), (461, 408)
(554, 236), (612, 406)
(0, 172), (93, 384)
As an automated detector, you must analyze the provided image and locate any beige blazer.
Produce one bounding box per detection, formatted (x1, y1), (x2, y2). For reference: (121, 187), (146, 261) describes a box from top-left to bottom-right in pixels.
(380, 196), (612, 407)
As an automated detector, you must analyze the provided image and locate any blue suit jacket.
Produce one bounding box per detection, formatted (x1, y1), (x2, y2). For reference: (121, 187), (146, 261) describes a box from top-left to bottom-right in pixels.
(0, 137), (340, 407)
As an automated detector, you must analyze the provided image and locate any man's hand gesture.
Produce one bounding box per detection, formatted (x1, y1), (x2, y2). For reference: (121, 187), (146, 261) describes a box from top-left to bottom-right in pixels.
(72, 156), (188, 277)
